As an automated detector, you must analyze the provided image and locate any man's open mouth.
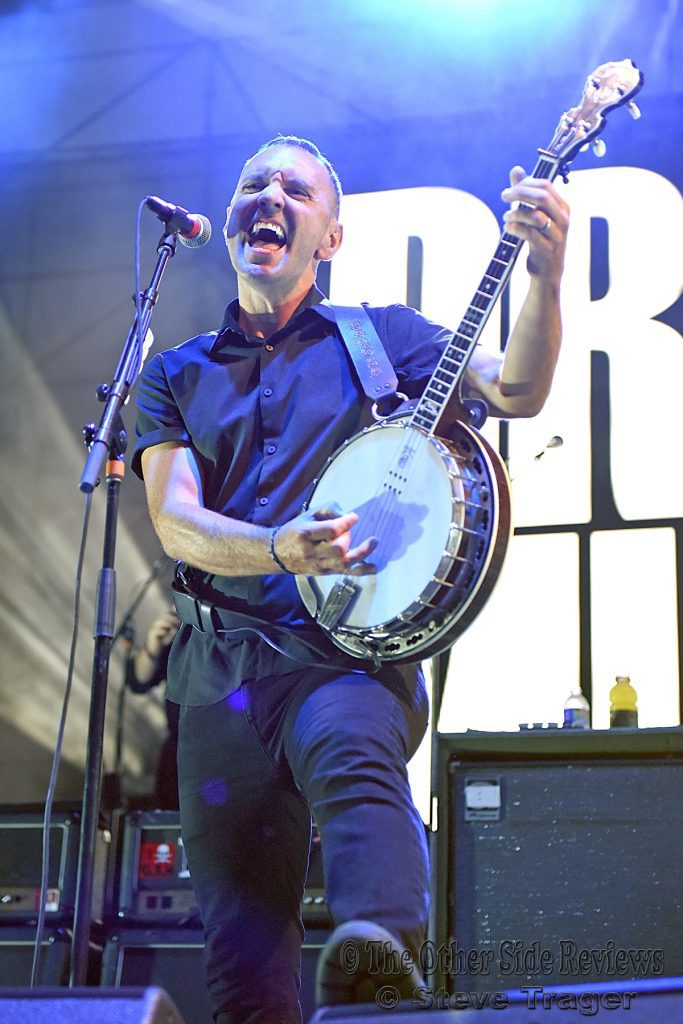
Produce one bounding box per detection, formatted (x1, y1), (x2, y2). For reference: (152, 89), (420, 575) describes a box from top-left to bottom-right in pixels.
(247, 221), (287, 250)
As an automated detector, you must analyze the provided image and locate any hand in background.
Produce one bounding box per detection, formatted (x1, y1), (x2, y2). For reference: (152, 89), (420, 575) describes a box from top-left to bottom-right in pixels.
(143, 609), (181, 659)
(131, 609), (180, 688)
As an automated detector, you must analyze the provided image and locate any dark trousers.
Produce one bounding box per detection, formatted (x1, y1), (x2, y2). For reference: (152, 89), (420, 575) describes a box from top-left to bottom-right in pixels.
(177, 664), (430, 1024)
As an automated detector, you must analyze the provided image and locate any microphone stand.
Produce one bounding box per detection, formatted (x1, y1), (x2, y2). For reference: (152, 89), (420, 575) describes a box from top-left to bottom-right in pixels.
(70, 229), (179, 987)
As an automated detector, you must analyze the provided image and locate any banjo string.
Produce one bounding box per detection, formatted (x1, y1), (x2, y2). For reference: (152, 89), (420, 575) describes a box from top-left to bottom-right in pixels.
(347, 425), (433, 560)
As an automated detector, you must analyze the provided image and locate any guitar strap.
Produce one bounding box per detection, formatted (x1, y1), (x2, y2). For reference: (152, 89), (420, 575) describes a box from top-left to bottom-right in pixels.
(172, 574), (380, 674)
(331, 303), (402, 413)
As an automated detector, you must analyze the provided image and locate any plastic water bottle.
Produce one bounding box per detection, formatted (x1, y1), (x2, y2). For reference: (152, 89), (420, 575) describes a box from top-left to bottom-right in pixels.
(563, 689), (591, 729)
(609, 675), (638, 727)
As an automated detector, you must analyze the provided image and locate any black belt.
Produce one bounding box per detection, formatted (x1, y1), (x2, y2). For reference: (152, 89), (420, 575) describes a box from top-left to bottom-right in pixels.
(172, 583), (377, 673)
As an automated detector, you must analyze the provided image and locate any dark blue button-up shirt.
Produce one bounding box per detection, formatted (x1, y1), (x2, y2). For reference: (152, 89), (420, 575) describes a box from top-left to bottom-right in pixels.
(133, 288), (452, 705)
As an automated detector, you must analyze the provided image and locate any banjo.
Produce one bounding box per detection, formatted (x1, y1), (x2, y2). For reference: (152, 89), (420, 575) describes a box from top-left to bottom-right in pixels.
(296, 59), (644, 666)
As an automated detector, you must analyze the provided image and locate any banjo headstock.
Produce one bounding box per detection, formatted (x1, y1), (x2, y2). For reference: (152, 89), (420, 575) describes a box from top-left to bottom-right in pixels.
(543, 59), (644, 170)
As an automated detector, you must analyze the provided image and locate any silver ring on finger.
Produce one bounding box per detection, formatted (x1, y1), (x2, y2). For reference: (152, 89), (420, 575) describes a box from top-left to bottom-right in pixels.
(540, 215), (552, 234)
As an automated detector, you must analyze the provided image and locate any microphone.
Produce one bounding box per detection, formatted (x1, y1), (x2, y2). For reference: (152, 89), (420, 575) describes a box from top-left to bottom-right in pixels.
(145, 196), (212, 248)
(510, 435), (564, 481)
(534, 435), (563, 459)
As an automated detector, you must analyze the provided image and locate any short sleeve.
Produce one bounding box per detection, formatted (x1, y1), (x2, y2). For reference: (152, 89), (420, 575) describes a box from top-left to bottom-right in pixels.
(365, 304), (453, 398)
(132, 352), (191, 479)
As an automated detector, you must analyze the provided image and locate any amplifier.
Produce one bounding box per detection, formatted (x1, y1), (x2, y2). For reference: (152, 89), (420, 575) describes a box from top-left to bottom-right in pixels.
(117, 812), (196, 925)
(116, 810), (330, 926)
(0, 808), (81, 923)
(101, 927), (330, 1024)
(431, 728), (683, 993)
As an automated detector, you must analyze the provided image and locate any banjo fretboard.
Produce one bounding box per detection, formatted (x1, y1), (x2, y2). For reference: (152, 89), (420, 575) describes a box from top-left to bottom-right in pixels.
(409, 154), (559, 437)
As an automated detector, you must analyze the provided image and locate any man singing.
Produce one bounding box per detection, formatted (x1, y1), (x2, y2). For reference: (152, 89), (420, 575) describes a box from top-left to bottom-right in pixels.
(133, 135), (568, 1023)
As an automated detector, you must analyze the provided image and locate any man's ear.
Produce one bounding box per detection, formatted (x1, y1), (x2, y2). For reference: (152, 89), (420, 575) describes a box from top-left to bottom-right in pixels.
(222, 205), (232, 247)
(315, 221), (343, 262)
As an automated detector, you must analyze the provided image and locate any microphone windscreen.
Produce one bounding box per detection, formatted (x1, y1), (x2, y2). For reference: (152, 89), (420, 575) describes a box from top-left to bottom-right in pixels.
(179, 214), (212, 248)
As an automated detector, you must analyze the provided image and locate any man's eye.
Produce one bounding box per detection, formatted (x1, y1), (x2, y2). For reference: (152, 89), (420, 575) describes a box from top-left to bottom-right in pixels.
(241, 182), (261, 192)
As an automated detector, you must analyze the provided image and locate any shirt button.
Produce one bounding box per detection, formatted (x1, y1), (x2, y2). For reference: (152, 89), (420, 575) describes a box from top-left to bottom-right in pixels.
(263, 387), (273, 397)
(258, 497), (269, 506)
(266, 444), (277, 455)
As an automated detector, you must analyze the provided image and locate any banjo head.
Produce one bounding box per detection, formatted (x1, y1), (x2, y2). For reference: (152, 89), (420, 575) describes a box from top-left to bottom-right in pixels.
(299, 422), (465, 629)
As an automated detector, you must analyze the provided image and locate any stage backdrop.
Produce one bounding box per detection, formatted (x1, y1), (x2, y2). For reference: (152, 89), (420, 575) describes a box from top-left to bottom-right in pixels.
(0, 0), (681, 809)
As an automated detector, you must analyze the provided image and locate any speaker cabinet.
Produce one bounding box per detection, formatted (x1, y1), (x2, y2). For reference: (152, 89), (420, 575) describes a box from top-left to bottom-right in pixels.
(101, 927), (330, 1024)
(0, 925), (71, 986)
(431, 728), (683, 993)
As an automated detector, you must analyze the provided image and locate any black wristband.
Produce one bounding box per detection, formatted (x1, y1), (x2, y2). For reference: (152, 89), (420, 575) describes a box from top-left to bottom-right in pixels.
(269, 526), (292, 574)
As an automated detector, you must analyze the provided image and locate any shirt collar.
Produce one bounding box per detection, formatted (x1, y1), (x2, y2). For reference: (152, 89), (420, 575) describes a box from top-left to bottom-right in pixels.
(211, 284), (336, 355)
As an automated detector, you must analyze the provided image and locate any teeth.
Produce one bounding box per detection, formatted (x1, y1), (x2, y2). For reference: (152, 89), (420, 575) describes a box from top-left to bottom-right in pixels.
(250, 220), (286, 241)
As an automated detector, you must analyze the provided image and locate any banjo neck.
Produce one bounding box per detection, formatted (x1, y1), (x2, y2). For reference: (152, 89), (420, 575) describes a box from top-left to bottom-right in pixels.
(407, 58), (644, 438)
(408, 150), (560, 438)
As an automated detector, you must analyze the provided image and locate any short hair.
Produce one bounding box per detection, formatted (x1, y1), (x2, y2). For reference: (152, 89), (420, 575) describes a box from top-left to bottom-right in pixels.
(255, 134), (343, 216)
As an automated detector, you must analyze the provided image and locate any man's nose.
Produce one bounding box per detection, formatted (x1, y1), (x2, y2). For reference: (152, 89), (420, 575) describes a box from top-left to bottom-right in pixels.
(258, 181), (285, 211)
